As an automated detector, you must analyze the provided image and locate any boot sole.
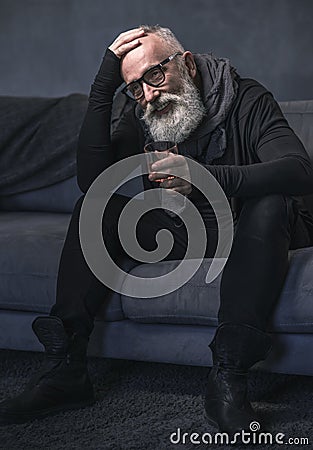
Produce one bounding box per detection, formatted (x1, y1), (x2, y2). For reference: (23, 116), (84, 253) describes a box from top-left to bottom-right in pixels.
(0, 398), (95, 426)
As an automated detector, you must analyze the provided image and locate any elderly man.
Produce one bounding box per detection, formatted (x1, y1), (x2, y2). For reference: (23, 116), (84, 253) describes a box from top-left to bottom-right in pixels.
(1, 25), (313, 434)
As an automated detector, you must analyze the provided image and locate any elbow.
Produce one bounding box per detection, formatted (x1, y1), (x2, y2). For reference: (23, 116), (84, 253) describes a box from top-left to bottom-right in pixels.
(76, 157), (99, 194)
(76, 157), (89, 194)
(77, 178), (89, 194)
(77, 164), (96, 194)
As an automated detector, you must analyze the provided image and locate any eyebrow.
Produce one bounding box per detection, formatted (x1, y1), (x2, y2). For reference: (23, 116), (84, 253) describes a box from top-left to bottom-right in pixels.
(129, 61), (162, 85)
(125, 52), (182, 87)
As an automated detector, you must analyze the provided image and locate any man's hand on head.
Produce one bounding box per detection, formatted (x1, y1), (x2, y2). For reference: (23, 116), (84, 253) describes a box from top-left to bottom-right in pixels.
(148, 153), (192, 196)
(109, 28), (145, 59)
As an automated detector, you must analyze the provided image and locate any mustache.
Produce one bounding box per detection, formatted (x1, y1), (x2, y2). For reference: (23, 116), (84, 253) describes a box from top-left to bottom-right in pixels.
(144, 93), (181, 115)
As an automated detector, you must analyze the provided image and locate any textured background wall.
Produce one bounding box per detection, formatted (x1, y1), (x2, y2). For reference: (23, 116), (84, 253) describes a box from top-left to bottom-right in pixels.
(1, 0), (313, 100)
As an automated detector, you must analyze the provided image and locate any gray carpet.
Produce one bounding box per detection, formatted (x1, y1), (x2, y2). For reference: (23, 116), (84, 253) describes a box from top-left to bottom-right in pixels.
(0, 350), (312, 450)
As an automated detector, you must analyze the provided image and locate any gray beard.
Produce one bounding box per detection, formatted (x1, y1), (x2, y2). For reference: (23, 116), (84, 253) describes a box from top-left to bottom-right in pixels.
(142, 77), (207, 144)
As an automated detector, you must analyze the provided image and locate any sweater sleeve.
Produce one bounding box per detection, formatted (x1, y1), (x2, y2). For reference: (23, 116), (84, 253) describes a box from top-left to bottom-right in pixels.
(203, 93), (313, 198)
(77, 49), (124, 193)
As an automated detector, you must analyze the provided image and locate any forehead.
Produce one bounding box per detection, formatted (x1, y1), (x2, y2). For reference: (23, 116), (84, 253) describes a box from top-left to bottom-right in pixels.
(121, 34), (170, 84)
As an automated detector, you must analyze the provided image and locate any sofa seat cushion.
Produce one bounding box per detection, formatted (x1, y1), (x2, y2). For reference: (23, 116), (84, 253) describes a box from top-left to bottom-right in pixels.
(122, 261), (220, 326)
(0, 212), (124, 321)
(121, 247), (313, 333)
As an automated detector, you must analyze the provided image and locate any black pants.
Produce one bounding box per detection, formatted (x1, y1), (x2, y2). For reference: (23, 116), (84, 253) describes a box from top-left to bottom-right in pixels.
(50, 193), (312, 336)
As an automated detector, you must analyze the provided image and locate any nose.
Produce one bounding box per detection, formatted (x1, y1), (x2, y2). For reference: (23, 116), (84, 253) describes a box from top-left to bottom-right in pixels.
(141, 82), (160, 104)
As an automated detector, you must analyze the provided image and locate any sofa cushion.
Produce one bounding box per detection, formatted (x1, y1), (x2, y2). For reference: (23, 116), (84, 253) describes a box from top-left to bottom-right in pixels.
(0, 212), (124, 321)
(121, 247), (313, 333)
(280, 100), (313, 160)
(122, 261), (220, 326)
(0, 94), (87, 196)
(0, 177), (82, 213)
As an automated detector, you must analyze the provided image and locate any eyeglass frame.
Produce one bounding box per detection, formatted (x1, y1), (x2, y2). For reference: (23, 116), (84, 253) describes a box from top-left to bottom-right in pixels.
(122, 52), (183, 100)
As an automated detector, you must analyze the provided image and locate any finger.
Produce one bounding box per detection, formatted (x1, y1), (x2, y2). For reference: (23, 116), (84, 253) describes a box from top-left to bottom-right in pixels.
(115, 28), (145, 44)
(148, 172), (170, 182)
(163, 185), (188, 196)
(149, 170), (189, 183)
(109, 28), (145, 58)
(151, 155), (186, 171)
(113, 39), (142, 58)
(171, 180), (189, 190)
(160, 177), (189, 190)
(161, 177), (183, 188)
(149, 165), (178, 178)
(172, 183), (192, 195)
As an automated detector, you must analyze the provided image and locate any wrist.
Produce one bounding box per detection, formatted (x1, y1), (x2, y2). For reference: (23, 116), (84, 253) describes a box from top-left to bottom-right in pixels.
(94, 48), (123, 92)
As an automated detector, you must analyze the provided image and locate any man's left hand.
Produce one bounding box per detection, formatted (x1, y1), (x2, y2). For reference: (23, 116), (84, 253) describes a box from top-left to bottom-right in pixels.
(148, 153), (192, 195)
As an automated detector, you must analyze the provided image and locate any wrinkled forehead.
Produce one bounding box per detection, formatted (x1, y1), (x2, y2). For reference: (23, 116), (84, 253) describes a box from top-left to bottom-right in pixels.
(121, 34), (171, 84)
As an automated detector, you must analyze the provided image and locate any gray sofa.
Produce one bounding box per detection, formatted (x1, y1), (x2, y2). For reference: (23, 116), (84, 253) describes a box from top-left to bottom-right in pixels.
(0, 96), (313, 376)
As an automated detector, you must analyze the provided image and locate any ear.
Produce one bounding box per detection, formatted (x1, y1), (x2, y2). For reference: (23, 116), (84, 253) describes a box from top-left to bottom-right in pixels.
(183, 51), (197, 80)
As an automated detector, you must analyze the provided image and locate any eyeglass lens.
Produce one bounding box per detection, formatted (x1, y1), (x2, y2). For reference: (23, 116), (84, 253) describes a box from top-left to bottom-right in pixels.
(127, 66), (165, 99)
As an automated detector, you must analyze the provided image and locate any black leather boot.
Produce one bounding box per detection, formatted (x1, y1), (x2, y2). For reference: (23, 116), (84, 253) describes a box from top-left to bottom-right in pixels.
(204, 323), (272, 435)
(0, 316), (95, 425)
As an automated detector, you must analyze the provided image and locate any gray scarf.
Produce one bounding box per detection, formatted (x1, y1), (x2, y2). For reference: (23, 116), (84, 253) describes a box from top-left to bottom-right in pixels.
(186, 53), (238, 163)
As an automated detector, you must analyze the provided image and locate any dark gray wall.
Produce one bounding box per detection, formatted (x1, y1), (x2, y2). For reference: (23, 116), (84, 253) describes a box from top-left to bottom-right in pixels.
(1, 0), (313, 101)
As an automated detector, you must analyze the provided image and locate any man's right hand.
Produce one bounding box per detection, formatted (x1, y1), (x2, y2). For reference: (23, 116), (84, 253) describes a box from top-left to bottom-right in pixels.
(108, 28), (145, 59)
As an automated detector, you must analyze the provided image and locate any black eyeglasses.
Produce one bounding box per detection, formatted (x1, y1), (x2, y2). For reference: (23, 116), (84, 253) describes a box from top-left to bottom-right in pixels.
(122, 52), (182, 100)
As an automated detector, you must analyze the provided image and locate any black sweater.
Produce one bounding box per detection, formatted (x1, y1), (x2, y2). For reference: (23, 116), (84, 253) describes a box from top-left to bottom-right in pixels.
(77, 49), (313, 225)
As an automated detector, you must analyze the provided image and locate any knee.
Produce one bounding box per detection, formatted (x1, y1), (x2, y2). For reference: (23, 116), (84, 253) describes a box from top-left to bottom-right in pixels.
(238, 195), (293, 237)
(244, 194), (289, 218)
